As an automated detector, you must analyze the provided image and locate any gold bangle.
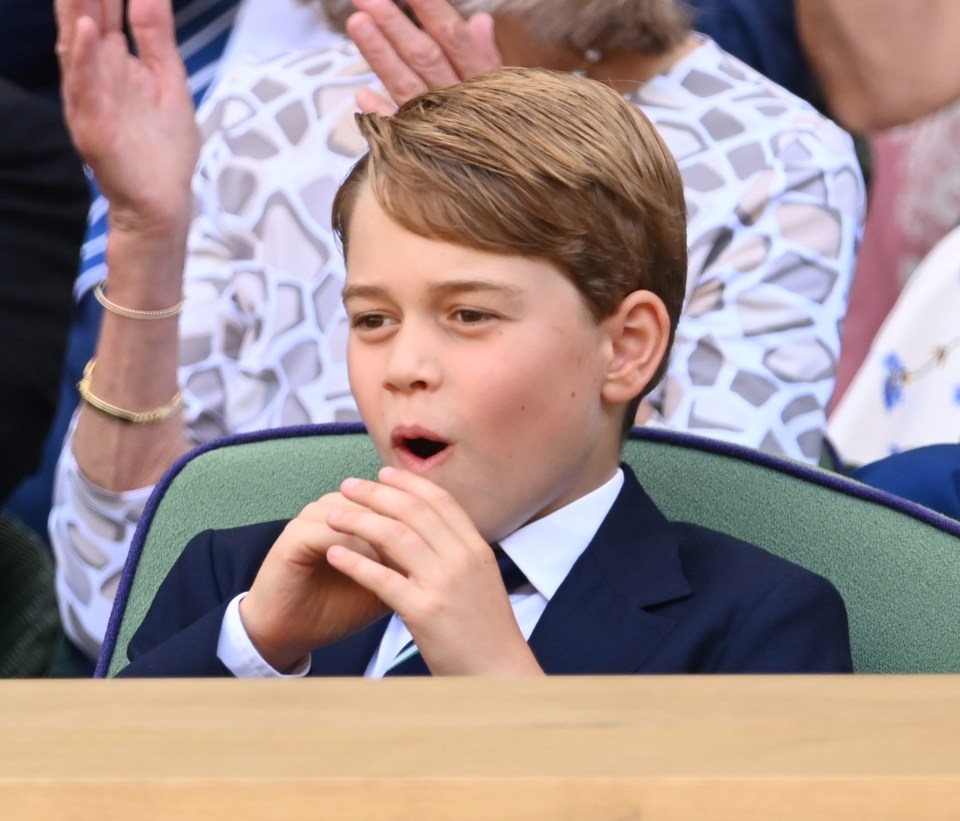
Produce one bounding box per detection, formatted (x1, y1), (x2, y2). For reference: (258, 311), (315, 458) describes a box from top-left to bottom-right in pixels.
(94, 280), (185, 320)
(77, 358), (183, 425)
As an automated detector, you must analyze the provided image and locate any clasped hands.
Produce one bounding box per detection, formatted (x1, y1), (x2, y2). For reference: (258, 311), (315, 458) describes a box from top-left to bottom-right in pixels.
(239, 467), (543, 676)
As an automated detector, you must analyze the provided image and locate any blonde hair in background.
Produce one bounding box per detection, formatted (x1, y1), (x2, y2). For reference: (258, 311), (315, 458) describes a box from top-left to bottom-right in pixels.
(316, 0), (691, 55)
(332, 67), (688, 404)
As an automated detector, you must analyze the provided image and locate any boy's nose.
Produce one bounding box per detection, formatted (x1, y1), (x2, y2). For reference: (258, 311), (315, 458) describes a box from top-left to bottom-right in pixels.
(384, 326), (442, 392)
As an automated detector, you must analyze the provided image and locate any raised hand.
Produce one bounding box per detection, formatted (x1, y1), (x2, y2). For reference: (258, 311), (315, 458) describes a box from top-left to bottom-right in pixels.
(325, 467), (544, 676)
(56, 0), (199, 235)
(346, 0), (502, 114)
(239, 493), (393, 674)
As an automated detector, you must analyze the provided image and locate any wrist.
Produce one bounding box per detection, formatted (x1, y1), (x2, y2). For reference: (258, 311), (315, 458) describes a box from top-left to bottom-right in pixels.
(102, 232), (188, 308)
(428, 631), (544, 676)
(105, 198), (188, 234)
(483, 642), (545, 677)
(238, 595), (311, 675)
(106, 210), (190, 265)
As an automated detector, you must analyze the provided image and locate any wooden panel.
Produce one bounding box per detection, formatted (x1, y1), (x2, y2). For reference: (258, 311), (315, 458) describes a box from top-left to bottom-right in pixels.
(2, 676), (959, 819)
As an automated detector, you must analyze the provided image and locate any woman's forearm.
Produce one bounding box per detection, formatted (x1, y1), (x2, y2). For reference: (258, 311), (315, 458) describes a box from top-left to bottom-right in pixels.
(72, 226), (193, 491)
(57, 0), (202, 491)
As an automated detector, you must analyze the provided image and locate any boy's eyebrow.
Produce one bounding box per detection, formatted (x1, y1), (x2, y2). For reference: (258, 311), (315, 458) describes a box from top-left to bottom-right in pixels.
(342, 280), (526, 302)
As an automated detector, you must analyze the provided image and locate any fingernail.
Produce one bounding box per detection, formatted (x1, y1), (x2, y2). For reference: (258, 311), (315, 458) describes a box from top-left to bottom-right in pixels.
(341, 477), (360, 492)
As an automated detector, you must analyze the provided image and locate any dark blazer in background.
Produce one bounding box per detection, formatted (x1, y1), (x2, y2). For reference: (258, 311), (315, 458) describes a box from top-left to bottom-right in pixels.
(687, 0), (814, 100)
(0, 0), (63, 97)
(0, 78), (89, 505)
(121, 466), (853, 677)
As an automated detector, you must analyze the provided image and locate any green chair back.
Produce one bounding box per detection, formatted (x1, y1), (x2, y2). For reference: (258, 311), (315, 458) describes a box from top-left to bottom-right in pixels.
(100, 424), (960, 677)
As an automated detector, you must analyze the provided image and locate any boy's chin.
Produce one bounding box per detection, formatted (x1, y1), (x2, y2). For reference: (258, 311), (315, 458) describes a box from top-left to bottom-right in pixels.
(466, 501), (539, 546)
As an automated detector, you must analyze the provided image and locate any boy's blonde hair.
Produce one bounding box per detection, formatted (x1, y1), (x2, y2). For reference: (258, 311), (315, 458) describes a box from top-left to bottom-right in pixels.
(317, 0), (691, 55)
(332, 67), (687, 415)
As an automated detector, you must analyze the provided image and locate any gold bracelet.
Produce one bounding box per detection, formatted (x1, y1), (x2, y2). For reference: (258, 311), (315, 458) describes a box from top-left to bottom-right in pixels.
(94, 280), (185, 320)
(77, 358), (184, 425)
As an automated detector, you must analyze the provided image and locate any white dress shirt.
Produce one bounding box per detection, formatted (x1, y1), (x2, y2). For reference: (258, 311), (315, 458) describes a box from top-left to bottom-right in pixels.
(217, 469), (624, 677)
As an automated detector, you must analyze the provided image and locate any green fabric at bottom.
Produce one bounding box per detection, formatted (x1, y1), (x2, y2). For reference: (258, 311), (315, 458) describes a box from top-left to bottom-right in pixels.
(0, 511), (63, 678)
(106, 431), (960, 676)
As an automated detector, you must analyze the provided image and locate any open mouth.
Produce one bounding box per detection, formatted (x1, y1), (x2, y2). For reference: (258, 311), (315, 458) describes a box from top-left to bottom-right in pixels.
(404, 437), (448, 460)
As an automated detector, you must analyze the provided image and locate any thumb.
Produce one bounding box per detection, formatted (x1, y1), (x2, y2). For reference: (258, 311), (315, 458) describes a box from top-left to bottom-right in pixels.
(467, 12), (501, 69)
(356, 87), (400, 116)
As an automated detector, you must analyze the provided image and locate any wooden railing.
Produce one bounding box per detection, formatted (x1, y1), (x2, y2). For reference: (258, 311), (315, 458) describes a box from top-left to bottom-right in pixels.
(2, 676), (959, 819)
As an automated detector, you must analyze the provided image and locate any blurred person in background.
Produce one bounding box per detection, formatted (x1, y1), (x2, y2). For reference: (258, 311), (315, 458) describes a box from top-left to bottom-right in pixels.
(0, 9), (88, 502)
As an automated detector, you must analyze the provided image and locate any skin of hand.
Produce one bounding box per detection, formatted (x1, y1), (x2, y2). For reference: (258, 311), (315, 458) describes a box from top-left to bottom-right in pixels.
(56, 0), (199, 239)
(346, 0), (501, 114)
(239, 492), (393, 674)
(325, 467), (545, 676)
(54, 0), (201, 495)
(343, 0), (695, 114)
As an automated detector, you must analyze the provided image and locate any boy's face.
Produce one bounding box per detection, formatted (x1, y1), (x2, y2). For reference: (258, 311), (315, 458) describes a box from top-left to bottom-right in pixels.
(342, 184), (625, 541)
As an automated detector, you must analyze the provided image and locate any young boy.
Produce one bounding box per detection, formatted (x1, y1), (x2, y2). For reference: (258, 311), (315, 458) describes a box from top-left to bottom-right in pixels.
(121, 67), (851, 677)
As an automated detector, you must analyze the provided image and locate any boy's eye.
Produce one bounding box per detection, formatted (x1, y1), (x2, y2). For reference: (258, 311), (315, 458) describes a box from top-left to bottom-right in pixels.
(453, 309), (494, 324)
(351, 313), (392, 330)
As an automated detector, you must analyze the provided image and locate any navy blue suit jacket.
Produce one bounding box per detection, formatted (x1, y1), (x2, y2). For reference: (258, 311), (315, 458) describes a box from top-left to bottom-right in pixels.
(121, 466), (852, 676)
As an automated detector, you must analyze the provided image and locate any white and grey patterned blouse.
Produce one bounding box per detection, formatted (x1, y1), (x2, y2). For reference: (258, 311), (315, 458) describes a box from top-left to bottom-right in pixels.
(50, 37), (864, 657)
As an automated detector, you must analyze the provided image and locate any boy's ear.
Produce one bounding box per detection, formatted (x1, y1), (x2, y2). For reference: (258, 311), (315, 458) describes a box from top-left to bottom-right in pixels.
(600, 290), (672, 405)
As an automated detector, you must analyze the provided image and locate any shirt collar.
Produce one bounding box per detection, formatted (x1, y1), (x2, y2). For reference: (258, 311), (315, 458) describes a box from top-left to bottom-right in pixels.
(498, 469), (624, 601)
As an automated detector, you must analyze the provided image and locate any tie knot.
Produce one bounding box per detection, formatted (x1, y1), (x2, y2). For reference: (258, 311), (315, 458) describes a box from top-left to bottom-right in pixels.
(492, 544), (529, 593)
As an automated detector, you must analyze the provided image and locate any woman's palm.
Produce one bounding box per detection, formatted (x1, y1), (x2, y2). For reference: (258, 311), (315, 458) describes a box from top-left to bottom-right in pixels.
(58, 0), (200, 229)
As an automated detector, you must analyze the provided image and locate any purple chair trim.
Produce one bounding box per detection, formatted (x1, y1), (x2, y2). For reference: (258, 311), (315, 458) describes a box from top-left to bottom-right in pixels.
(629, 427), (960, 536)
(95, 423), (960, 676)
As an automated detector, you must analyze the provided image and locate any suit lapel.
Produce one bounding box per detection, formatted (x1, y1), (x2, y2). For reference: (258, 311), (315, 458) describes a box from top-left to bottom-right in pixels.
(529, 466), (692, 674)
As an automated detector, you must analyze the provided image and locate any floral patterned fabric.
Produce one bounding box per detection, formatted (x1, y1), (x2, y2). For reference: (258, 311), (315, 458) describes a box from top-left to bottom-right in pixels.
(829, 225), (960, 467)
(50, 37), (864, 656)
(833, 98), (960, 406)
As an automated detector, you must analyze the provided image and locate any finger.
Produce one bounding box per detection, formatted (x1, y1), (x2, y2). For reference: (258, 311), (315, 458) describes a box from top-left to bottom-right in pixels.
(355, 86), (399, 116)
(281, 516), (382, 566)
(54, 0), (76, 62)
(128, 0), (182, 70)
(336, 472), (483, 563)
(325, 502), (429, 573)
(55, 0), (97, 67)
(297, 492), (367, 522)
(60, 15), (106, 141)
(347, 11), (434, 106)
(326, 544), (414, 614)
(375, 467), (479, 538)
(406, 0), (501, 78)
(465, 12), (502, 71)
(100, 0), (125, 36)
(66, 0), (123, 36)
(351, 0), (463, 88)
